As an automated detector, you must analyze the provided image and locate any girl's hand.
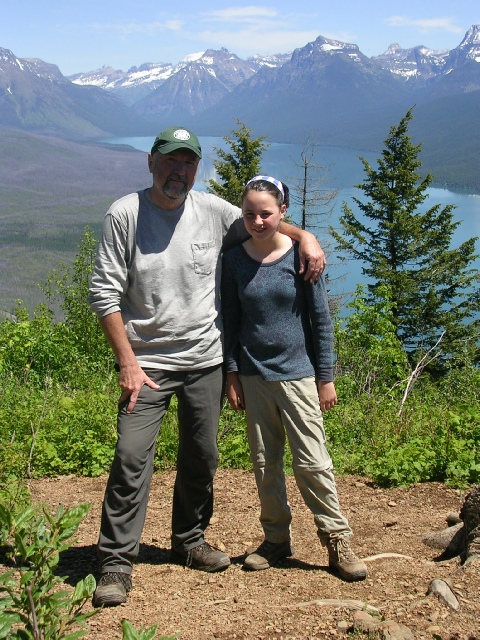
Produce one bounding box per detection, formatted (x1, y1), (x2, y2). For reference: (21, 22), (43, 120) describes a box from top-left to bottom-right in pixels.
(317, 380), (337, 413)
(226, 372), (246, 410)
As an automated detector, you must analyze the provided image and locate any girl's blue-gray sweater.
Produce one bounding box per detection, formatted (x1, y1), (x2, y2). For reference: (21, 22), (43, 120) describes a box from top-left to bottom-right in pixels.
(221, 242), (334, 382)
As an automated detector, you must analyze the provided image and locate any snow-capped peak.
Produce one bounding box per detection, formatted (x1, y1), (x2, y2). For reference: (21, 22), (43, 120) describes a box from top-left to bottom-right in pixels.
(180, 51), (205, 64)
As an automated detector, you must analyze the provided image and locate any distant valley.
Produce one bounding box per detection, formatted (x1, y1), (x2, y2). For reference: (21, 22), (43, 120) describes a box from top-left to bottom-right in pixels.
(0, 128), (148, 316)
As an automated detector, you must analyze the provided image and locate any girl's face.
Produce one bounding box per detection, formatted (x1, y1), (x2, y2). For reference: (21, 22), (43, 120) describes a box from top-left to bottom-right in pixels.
(242, 190), (286, 243)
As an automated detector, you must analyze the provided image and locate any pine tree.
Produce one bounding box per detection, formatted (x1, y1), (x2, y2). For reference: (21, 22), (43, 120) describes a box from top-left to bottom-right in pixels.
(207, 120), (268, 206)
(331, 109), (479, 357)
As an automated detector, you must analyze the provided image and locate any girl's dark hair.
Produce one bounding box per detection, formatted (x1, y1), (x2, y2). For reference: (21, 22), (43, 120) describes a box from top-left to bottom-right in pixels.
(242, 179), (290, 209)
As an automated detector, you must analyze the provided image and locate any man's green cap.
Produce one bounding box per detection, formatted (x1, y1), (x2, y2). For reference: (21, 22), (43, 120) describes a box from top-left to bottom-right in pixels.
(151, 126), (202, 158)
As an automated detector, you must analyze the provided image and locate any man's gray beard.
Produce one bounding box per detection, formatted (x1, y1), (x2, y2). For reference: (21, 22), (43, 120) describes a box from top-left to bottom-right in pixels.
(163, 180), (188, 200)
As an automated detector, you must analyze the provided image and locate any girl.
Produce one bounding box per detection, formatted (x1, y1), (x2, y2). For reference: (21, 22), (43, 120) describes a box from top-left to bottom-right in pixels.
(221, 175), (367, 582)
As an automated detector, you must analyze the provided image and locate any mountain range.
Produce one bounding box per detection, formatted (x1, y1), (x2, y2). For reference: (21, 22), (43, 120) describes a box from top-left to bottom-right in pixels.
(69, 49), (290, 112)
(1, 25), (480, 189)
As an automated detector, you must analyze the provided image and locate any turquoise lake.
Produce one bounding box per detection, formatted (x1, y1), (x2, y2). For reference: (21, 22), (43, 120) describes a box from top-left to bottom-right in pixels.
(104, 136), (480, 300)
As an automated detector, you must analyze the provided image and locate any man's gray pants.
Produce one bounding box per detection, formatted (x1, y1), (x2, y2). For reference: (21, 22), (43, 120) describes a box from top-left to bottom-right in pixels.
(97, 364), (223, 574)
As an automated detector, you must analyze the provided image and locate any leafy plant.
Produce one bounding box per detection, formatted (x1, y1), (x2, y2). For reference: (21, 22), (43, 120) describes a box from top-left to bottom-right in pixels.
(334, 284), (409, 399)
(0, 502), (96, 639)
(0, 481), (31, 546)
(121, 620), (180, 640)
(218, 403), (251, 469)
(153, 398), (179, 471)
(41, 228), (112, 366)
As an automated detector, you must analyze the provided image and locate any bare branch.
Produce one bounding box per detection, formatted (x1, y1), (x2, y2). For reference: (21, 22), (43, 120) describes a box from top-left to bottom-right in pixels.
(397, 331), (446, 417)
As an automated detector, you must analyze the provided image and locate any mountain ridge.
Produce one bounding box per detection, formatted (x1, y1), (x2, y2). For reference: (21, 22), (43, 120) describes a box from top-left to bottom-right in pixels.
(0, 48), (153, 138)
(1, 26), (480, 189)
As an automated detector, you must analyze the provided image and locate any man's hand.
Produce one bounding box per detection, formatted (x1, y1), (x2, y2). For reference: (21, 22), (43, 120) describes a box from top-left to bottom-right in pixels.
(118, 362), (160, 413)
(98, 312), (160, 413)
(298, 231), (326, 283)
(277, 222), (326, 282)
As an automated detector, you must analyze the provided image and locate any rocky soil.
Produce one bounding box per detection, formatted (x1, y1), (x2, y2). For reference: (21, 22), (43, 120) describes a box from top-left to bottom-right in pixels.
(22, 471), (480, 639)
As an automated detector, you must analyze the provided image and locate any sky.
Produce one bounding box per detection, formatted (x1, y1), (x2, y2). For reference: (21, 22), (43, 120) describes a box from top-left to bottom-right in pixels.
(1, 0), (479, 76)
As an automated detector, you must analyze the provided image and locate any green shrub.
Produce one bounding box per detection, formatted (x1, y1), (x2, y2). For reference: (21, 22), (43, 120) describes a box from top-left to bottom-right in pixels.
(41, 228), (112, 367)
(218, 403), (251, 469)
(334, 285), (410, 400)
(0, 501), (179, 640)
(154, 398), (179, 471)
(31, 392), (117, 477)
(0, 382), (118, 479)
(324, 392), (480, 487)
(0, 502), (97, 639)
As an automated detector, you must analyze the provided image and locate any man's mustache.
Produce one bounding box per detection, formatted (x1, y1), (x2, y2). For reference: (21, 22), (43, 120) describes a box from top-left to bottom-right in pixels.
(167, 174), (187, 185)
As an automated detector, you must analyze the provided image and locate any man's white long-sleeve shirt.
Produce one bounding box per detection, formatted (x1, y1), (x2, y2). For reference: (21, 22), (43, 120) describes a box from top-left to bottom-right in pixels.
(88, 188), (243, 370)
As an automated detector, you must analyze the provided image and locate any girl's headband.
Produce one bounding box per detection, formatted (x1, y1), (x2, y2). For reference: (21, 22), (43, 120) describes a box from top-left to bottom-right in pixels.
(246, 175), (284, 197)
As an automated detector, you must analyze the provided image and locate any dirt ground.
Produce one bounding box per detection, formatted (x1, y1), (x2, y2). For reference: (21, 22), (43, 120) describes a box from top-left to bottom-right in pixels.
(25, 470), (479, 639)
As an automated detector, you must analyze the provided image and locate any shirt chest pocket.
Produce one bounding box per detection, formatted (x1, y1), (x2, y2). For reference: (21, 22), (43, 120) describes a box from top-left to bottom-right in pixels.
(191, 240), (216, 275)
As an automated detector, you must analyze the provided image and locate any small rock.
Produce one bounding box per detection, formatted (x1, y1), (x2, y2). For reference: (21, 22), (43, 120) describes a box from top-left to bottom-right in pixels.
(354, 610), (414, 640)
(427, 578), (460, 611)
(388, 500), (397, 507)
(384, 520), (398, 527)
(337, 620), (350, 632)
(446, 512), (462, 526)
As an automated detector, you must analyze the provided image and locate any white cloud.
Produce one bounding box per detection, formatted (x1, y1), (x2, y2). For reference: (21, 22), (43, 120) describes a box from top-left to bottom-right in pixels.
(202, 6), (278, 23)
(164, 20), (183, 32)
(91, 20), (184, 35)
(188, 5), (324, 56)
(386, 15), (463, 35)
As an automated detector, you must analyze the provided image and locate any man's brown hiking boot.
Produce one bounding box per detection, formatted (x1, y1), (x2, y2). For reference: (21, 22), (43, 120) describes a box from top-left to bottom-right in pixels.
(93, 572), (132, 607)
(171, 541), (231, 572)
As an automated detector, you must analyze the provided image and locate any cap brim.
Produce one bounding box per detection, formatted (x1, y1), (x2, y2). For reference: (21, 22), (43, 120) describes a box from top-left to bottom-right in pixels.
(153, 141), (202, 158)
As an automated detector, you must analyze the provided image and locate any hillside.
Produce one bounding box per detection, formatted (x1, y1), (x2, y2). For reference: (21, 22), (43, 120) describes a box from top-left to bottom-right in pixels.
(0, 49), (152, 138)
(0, 127), (149, 314)
(410, 90), (480, 191)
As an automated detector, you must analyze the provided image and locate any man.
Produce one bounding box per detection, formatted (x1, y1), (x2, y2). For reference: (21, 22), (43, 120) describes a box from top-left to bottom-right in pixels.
(88, 126), (325, 607)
